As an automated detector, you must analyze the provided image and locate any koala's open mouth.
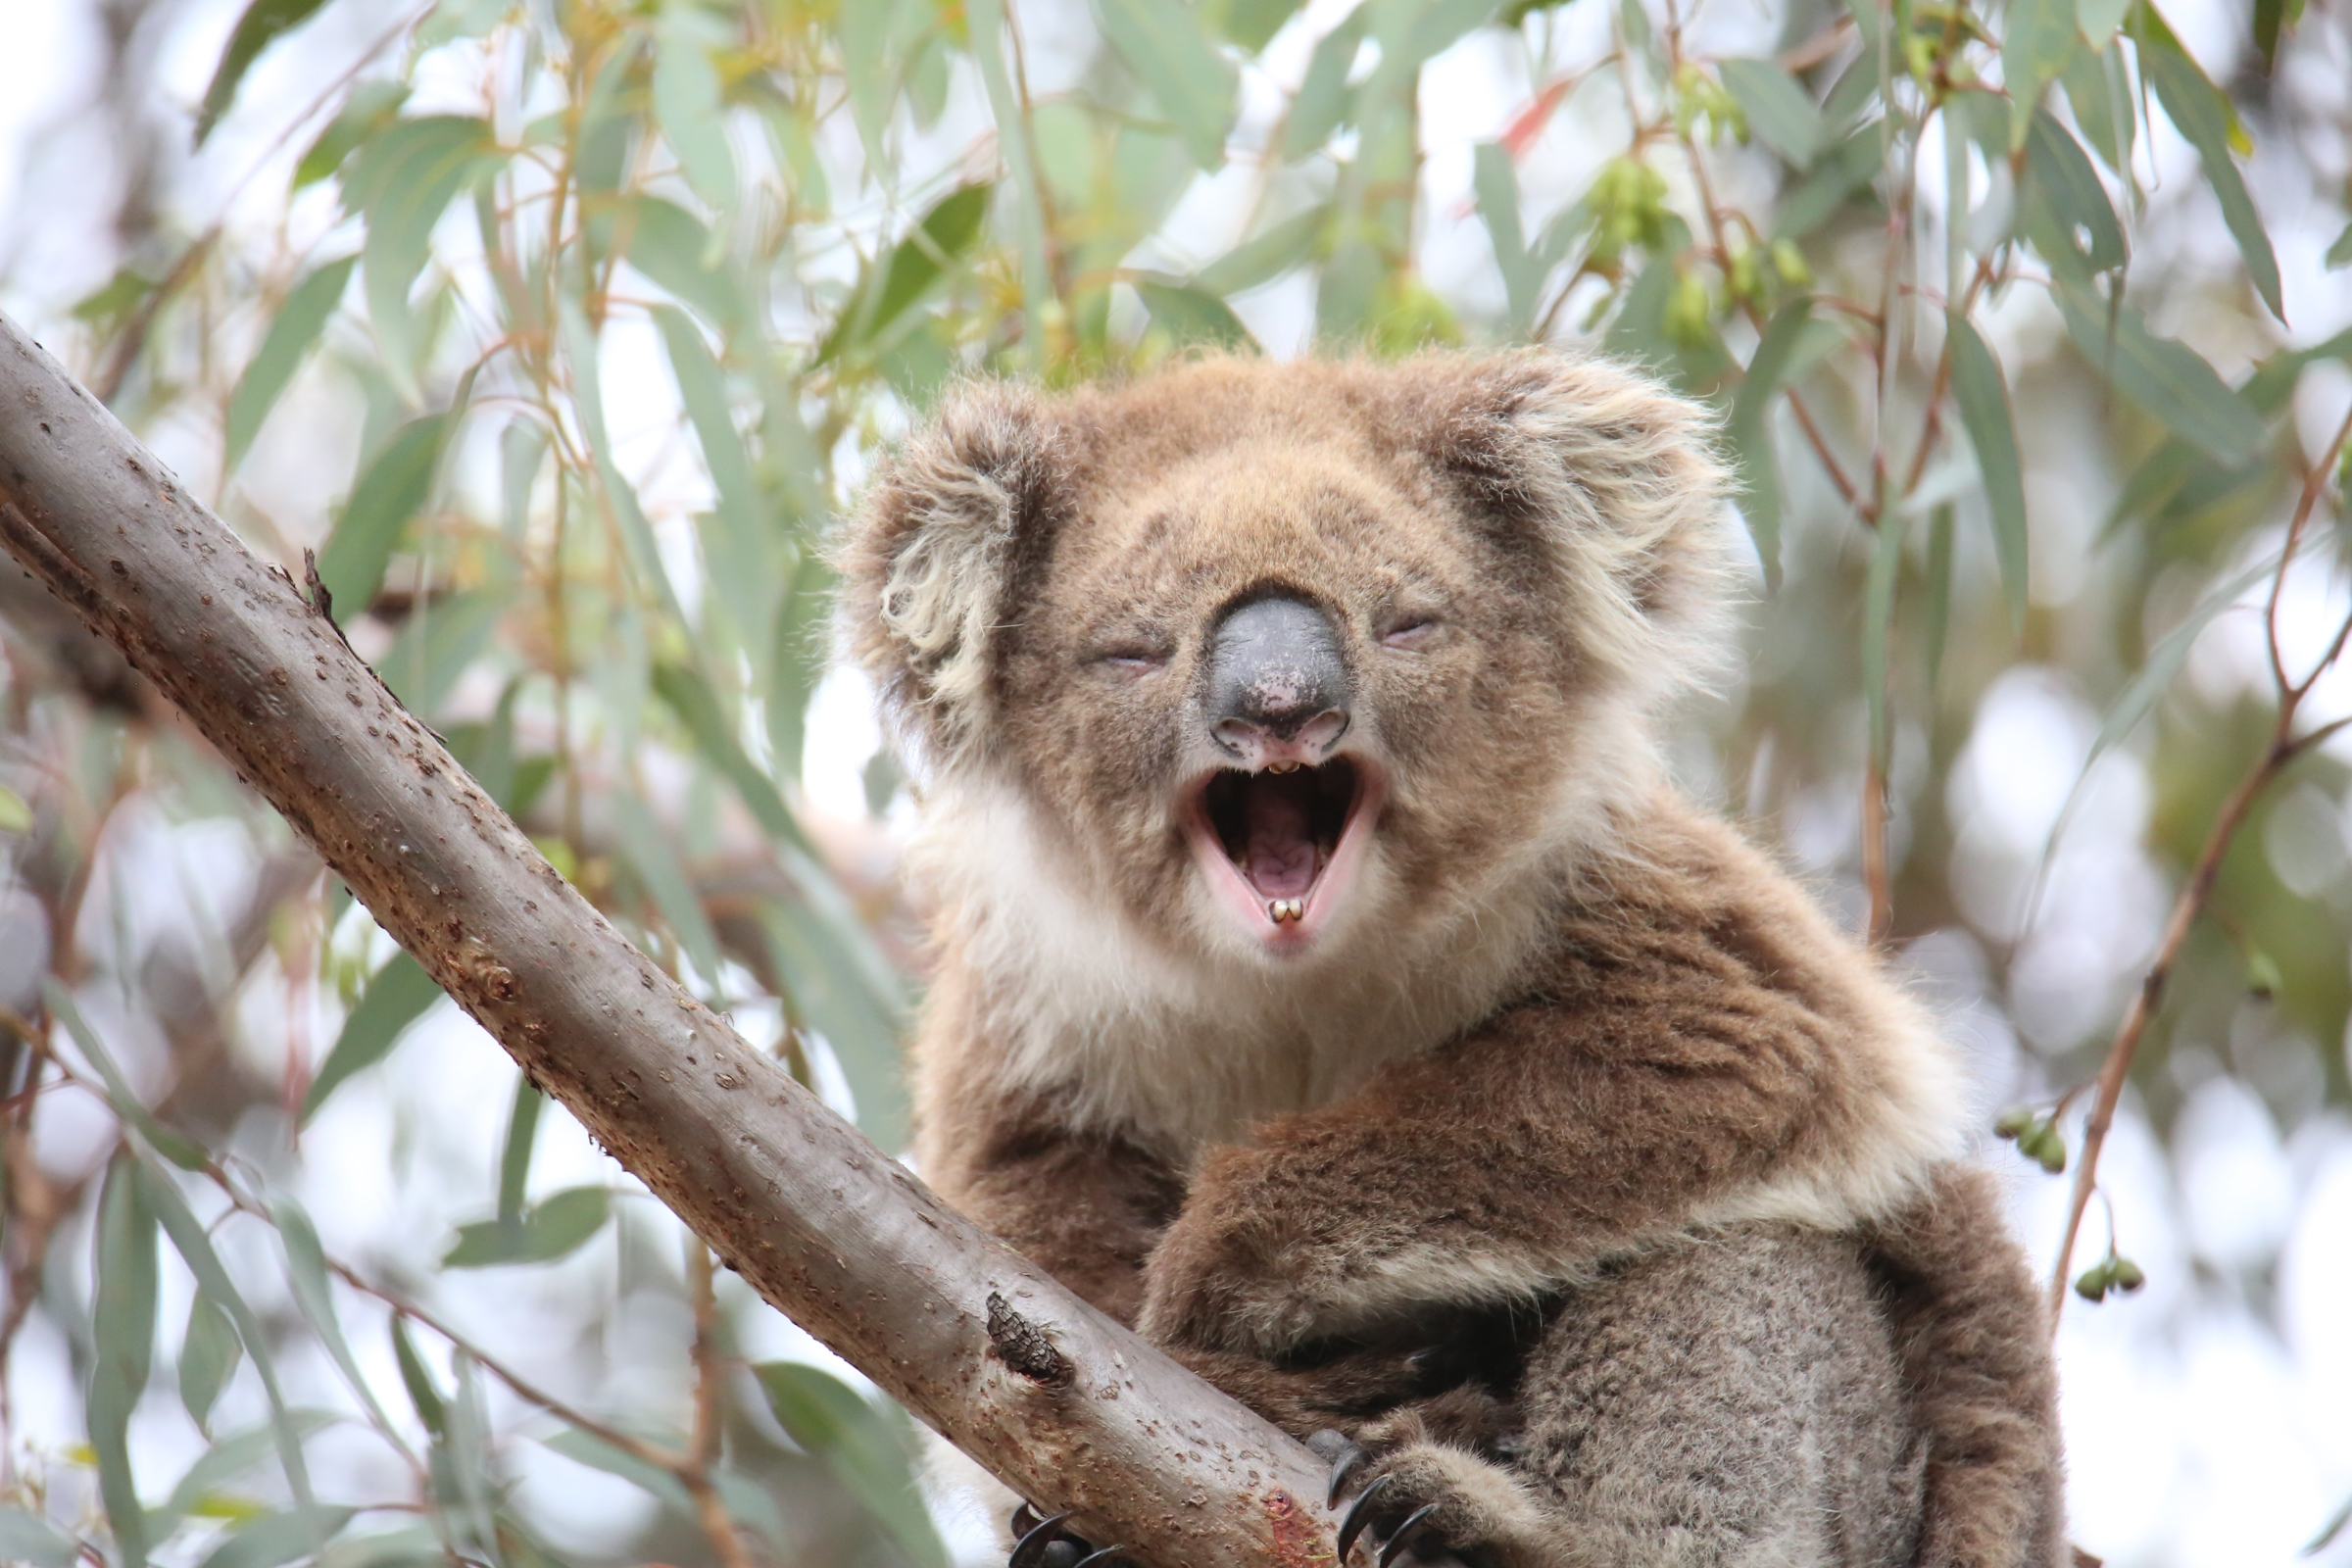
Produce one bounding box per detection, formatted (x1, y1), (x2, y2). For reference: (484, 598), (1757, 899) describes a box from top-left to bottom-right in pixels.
(1183, 758), (1383, 950)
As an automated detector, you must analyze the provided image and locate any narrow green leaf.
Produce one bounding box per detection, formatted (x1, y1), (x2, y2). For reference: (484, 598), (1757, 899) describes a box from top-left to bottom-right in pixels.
(652, 23), (736, 210)
(559, 296), (684, 619)
(1095, 0), (1241, 171)
(180, 1292), (243, 1431)
(293, 80), (409, 190)
(304, 952), (445, 1123)
(1222, 0), (1307, 49)
(1719, 59), (1822, 169)
(2024, 110), (2124, 271)
(2140, 29), (2282, 320)
(754, 1362), (946, 1568)
(1196, 205), (1329, 296)
(1945, 316), (2031, 629)
(653, 662), (810, 854)
(1729, 298), (1815, 586)
(496, 1078), (544, 1229)
(2060, 46), (2132, 172)
(541, 1429), (693, 1513)
(2022, 553), (2279, 929)
(0, 1508), (80, 1568)
(621, 197), (745, 336)
(193, 1504), (357, 1568)
(92, 1152), (158, 1568)
(1772, 127), (1883, 238)
(136, 1162), (314, 1505)
(379, 587), (506, 717)
(343, 117), (495, 388)
(318, 414), (449, 617)
(2078, 0), (2133, 47)
(1862, 505), (1913, 771)
(759, 898), (907, 1149)
(611, 795), (721, 981)
(225, 257), (354, 470)
(1136, 280), (1253, 346)
(2307, 1488), (2352, 1555)
(158, 1416), (334, 1540)
(821, 184), (993, 363)
(655, 307), (769, 654)
(1472, 144), (1538, 330)
(2327, 220), (2352, 270)
(1285, 6), (1368, 157)
(1924, 503), (1955, 698)
(196, 0), (330, 144)
(444, 1186), (613, 1268)
(2001, 0), (2081, 144)
(966, 0), (1052, 371)
(766, 551), (831, 783)
(45, 983), (209, 1168)
(2251, 0), (2302, 73)
(272, 1198), (410, 1452)
(390, 1316), (447, 1440)
(2055, 278), (2268, 465)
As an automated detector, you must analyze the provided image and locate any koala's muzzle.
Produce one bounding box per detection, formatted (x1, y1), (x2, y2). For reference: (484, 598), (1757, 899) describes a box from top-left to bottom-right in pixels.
(1205, 596), (1351, 769)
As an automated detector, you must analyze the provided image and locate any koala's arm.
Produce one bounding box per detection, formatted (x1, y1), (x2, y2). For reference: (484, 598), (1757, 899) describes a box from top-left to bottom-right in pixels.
(1137, 823), (1942, 1356)
(918, 1090), (1188, 1326)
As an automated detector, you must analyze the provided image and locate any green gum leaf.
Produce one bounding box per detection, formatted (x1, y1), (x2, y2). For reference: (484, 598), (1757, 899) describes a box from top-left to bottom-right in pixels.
(1945, 315), (2031, 629)
(303, 952), (446, 1124)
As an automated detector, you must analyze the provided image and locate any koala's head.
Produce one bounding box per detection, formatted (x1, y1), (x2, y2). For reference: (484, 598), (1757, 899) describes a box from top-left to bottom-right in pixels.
(837, 352), (1734, 970)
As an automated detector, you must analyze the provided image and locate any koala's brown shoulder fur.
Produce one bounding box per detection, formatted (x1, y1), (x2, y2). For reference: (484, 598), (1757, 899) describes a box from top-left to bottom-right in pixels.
(838, 350), (2065, 1567)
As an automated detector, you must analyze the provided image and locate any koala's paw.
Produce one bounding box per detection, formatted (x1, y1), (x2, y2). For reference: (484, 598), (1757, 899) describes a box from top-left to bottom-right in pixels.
(1005, 1503), (1127, 1568)
(1310, 1429), (1556, 1568)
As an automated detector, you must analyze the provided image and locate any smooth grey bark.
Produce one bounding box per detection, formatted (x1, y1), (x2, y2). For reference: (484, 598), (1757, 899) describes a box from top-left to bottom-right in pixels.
(0, 312), (1340, 1568)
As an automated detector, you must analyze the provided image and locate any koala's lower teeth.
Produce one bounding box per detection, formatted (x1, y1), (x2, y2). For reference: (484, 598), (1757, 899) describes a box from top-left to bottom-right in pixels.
(1266, 898), (1304, 924)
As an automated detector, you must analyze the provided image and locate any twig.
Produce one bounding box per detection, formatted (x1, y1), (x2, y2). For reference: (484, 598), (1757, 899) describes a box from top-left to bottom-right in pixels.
(2049, 400), (2352, 1321)
(683, 1245), (760, 1568)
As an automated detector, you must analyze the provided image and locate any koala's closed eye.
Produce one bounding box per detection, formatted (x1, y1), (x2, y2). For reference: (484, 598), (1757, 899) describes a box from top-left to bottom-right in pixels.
(1380, 616), (1441, 650)
(1091, 646), (1169, 675)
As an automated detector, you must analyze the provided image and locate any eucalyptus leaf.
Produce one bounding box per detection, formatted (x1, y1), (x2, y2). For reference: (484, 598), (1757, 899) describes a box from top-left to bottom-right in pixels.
(136, 1161), (315, 1504)
(1719, 59), (1822, 169)
(1729, 298), (1816, 586)
(272, 1198), (411, 1452)
(1862, 506), (1913, 769)
(304, 952), (445, 1124)
(1094, 0), (1241, 171)
(1137, 280), (1253, 346)
(611, 794), (721, 981)
(755, 1362), (945, 1568)
(225, 256), (355, 469)
(2001, 0), (2081, 144)
(391, 1316), (447, 1440)
(2139, 30), (2282, 320)
(443, 1186), (612, 1267)
(196, 0), (330, 144)
(653, 23), (737, 210)
(1286, 5), (1369, 157)
(1945, 315), (2031, 629)
(344, 117), (496, 386)
(180, 1292), (244, 1431)
(1196, 205), (1329, 296)
(1473, 143), (1539, 330)
(318, 414), (449, 616)
(0, 1508), (80, 1568)
(2055, 279), (2267, 466)
(193, 1504), (358, 1568)
(45, 983), (209, 1168)
(541, 1428), (694, 1513)
(91, 1152), (158, 1568)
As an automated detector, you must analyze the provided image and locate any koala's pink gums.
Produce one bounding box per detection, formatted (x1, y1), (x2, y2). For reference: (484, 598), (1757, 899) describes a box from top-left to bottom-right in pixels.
(1188, 758), (1379, 943)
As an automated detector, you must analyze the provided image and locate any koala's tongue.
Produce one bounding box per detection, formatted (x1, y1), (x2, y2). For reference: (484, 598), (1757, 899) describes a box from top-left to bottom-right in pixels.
(1240, 782), (1321, 899)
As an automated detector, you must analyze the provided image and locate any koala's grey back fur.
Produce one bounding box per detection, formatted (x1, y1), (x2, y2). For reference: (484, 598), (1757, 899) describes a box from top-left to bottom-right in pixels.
(1529, 1227), (1925, 1565)
(1371, 1226), (1926, 1568)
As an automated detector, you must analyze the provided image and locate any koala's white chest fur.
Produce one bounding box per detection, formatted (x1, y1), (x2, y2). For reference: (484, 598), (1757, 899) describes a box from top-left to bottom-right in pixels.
(911, 782), (1546, 1159)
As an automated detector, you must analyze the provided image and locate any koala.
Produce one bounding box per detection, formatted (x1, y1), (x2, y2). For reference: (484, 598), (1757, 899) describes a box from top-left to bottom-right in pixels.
(836, 352), (2065, 1568)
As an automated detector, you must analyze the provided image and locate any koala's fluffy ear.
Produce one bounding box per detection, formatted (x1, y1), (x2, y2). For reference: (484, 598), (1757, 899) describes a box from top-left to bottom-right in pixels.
(834, 381), (1067, 772)
(1414, 351), (1738, 690)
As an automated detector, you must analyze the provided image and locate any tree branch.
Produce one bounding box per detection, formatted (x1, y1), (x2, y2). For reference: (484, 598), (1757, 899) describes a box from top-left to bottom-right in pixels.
(0, 311), (1337, 1568)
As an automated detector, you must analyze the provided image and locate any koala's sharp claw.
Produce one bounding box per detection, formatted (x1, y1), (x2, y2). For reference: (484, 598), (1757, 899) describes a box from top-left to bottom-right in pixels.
(1070, 1545), (1129, 1567)
(1376, 1503), (1443, 1568)
(1009, 1511), (1077, 1568)
(1336, 1475), (1394, 1561)
(1011, 1503), (1044, 1538)
(1307, 1428), (1370, 1509)
(1038, 1543), (1087, 1568)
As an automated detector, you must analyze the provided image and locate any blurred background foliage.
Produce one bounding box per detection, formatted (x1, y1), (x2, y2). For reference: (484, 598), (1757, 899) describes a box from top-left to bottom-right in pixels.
(0, 0), (2350, 1562)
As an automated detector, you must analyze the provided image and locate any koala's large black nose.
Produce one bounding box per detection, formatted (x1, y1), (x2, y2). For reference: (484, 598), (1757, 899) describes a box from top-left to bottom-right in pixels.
(1205, 596), (1351, 767)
